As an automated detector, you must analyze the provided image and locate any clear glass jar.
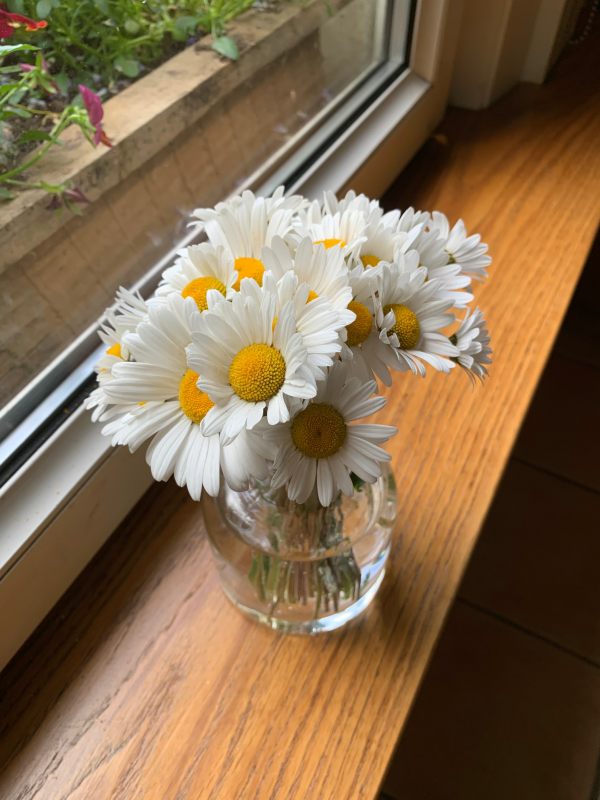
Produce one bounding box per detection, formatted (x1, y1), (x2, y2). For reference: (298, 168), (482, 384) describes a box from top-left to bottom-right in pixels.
(202, 467), (397, 634)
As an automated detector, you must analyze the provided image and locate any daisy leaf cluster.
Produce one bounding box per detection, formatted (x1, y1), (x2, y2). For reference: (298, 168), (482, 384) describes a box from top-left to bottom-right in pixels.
(88, 187), (492, 506)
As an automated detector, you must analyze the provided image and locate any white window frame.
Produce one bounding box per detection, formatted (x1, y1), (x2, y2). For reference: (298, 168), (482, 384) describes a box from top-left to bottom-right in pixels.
(0, 0), (462, 670)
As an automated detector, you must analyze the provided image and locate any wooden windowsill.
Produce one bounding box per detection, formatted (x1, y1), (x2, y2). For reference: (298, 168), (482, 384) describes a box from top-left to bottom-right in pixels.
(1, 30), (599, 800)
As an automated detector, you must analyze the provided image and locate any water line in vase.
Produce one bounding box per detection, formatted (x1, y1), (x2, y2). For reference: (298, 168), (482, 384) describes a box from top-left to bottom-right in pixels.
(248, 488), (362, 619)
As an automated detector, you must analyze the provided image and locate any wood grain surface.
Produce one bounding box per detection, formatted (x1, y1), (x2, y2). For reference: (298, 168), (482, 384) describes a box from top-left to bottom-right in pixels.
(0, 31), (599, 800)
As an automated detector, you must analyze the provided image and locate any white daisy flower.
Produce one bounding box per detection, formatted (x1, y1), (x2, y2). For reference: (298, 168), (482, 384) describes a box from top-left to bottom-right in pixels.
(376, 208), (428, 260)
(238, 270), (344, 380)
(189, 284), (317, 443)
(155, 242), (236, 310)
(86, 188), (494, 515)
(96, 286), (149, 372)
(191, 188), (303, 291)
(354, 218), (403, 270)
(423, 262), (474, 309)
(430, 211), (492, 280)
(397, 224), (473, 308)
(266, 362), (397, 506)
(341, 266), (398, 386)
(262, 236), (355, 329)
(375, 262), (459, 376)
(292, 199), (367, 260)
(321, 192), (428, 237)
(367, 247), (421, 278)
(193, 185), (305, 223)
(451, 307), (492, 381)
(395, 206), (430, 233)
(322, 189), (384, 226)
(86, 287), (150, 422)
(96, 294), (269, 499)
(406, 225), (448, 271)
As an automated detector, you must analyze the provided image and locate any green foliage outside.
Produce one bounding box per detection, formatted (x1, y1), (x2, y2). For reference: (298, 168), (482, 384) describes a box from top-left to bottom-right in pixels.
(5, 0), (266, 91)
(0, 0), (282, 205)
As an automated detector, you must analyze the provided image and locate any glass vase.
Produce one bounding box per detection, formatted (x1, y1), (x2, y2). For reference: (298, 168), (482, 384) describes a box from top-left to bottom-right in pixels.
(202, 467), (397, 634)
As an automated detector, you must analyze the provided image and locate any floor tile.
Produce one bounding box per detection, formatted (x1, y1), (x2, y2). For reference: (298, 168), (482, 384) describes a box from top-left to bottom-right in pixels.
(382, 603), (600, 800)
(459, 460), (600, 663)
(513, 354), (600, 492)
(569, 231), (600, 316)
(554, 306), (600, 370)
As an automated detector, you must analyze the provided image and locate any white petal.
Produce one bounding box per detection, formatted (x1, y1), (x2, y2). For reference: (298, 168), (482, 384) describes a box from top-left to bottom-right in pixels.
(317, 459), (335, 506)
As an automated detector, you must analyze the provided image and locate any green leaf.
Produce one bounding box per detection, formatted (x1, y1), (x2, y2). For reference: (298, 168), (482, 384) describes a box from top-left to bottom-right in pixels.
(36, 0), (53, 18)
(171, 27), (186, 43)
(6, 0), (26, 13)
(5, 104), (31, 118)
(0, 83), (20, 96)
(174, 15), (199, 35)
(8, 86), (26, 104)
(0, 187), (15, 201)
(212, 35), (239, 61)
(124, 18), (140, 35)
(172, 15), (200, 42)
(350, 472), (366, 492)
(94, 0), (109, 14)
(39, 74), (57, 94)
(113, 56), (140, 78)
(53, 72), (70, 94)
(0, 44), (38, 57)
(39, 180), (65, 192)
(18, 130), (53, 144)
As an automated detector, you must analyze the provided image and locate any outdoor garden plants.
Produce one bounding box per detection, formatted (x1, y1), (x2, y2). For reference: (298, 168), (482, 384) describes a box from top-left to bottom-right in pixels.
(0, 0), (283, 207)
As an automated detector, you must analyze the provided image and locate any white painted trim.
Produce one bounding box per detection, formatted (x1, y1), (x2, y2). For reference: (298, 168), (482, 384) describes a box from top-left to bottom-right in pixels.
(288, 72), (429, 198)
(521, 0), (571, 83)
(0, 0), (460, 671)
(0, 414), (152, 668)
(450, 0), (571, 110)
(341, 0), (462, 199)
(294, 0), (462, 199)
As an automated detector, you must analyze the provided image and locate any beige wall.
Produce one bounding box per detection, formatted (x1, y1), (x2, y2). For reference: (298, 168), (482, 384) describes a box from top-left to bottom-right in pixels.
(449, 0), (576, 110)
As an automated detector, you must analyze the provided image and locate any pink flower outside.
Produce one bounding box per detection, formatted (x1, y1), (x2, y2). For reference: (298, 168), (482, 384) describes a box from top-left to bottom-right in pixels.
(78, 84), (112, 147)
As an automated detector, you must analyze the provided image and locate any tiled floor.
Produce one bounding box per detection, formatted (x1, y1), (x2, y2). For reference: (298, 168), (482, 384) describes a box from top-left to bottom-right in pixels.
(460, 461), (600, 664)
(381, 245), (600, 799)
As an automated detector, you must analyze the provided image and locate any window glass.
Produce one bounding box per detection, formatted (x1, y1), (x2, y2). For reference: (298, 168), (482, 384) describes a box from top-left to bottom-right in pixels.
(0, 0), (412, 462)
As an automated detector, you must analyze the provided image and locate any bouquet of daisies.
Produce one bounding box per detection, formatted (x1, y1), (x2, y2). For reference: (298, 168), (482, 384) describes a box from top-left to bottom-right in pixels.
(88, 188), (491, 509)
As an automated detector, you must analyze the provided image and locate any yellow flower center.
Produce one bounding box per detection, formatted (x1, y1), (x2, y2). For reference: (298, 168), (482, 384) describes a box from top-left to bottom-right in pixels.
(361, 254), (380, 268)
(178, 369), (214, 423)
(181, 276), (226, 312)
(106, 342), (122, 357)
(229, 344), (286, 402)
(345, 300), (372, 347)
(233, 257), (265, 291)
(291, 403), (347, 459)
(383, 303), (421, 350)
(306, 289), (318, 302)
(313, 238), (346, 249)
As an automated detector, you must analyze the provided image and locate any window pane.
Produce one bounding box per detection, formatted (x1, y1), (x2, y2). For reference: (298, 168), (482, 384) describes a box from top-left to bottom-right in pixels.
(0, 0), (411, 455)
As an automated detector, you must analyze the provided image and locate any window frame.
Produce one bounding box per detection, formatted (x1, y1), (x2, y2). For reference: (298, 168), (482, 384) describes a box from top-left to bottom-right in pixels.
(0, 0), (461, 670)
